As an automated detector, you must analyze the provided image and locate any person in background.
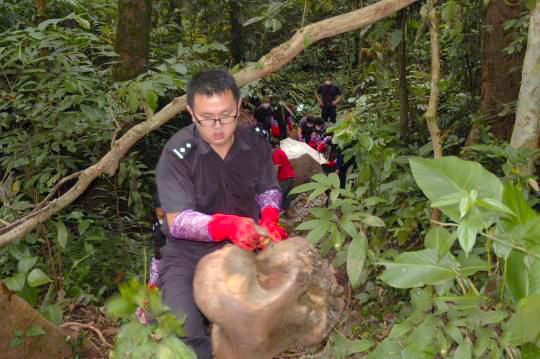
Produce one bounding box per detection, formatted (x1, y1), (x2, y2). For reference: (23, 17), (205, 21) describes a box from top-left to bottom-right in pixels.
(155, 69), (287, 359)
(297, 114), (315, 143)
(270, 138), (295, 210)
(254, 96), (279, 137)
(308, 118), (325, 149)
(315, 74), (341, 124)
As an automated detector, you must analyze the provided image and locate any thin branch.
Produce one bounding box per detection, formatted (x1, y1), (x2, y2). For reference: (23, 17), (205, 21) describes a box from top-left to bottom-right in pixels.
(0, 218), (10, 226)
(0, 0), (419, 246)
(31, 171), (83, 214)
(60, 321), (113, 348)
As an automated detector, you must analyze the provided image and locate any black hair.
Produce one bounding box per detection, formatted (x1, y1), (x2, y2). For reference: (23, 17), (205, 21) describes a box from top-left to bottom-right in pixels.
(186, 69), (240, 108)
(270, 137), (280, 148)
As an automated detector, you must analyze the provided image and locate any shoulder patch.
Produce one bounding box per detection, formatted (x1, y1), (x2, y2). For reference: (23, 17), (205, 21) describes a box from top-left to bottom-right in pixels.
(253, 126), (269, 141)
(171, 140), (196, 160)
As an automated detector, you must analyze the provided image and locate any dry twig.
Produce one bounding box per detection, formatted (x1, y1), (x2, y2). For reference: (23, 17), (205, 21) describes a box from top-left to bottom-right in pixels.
(61, 321), (113, 348)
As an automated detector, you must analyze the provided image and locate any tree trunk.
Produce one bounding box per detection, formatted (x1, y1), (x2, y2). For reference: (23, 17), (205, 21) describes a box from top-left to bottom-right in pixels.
(112, 0), (153, 82)
(229, 0), (243, 65)
(468, 0), (525, 144)
(511, 2), (540, 175)
(399, 8), (409, 141)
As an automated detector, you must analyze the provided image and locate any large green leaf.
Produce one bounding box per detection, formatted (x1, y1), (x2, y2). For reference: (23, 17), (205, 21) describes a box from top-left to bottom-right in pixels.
(503, 295), (540, 347)
(506, 251), (540, 299)
(409, 157), (503, 222)
(378, 249), (459, 288)
(347, 232), (367, 288)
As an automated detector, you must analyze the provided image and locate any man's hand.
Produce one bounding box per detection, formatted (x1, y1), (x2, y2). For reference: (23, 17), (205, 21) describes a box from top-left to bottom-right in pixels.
(208, 214), (261, 251)
(258, 207), (288, 248)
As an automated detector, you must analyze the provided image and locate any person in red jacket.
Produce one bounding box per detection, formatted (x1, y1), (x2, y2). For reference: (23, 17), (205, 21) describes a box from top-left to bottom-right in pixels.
(270, 138), (295, 210)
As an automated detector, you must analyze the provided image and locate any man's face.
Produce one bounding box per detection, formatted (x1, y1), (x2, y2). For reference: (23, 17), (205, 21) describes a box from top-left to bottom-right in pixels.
(188, 89), (239, 149)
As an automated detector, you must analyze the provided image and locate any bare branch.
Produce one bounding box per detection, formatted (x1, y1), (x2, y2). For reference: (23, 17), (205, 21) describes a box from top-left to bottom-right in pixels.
(0, 0), (418, 246)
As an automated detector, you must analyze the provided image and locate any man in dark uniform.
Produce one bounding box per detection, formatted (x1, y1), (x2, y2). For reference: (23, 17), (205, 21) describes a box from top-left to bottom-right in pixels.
(315, 74), (342, 123)
(155, 69), (287, 359)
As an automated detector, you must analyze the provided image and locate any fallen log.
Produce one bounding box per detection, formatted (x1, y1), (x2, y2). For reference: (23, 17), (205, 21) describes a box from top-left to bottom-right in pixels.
(193, 237), (343, 359)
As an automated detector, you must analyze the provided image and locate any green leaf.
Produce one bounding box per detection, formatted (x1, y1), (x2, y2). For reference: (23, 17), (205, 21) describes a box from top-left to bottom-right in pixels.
(76, 17), (91, 30)
(457, 253), (488, 276)
(362, 215), (385, 227)
(476, 197), (515, 217)
(456, 221), (478, 255)
(40, 303), (63, 326)
(171, 63), (187, 75)
(503, 295), (540, 347)
(409, 156), (503, 223)
(143, 89), (158, 112)
(308, 207), (334, 220)
(296, 219), (325, 231)
(25, 325), (46, 337)
(347, 232), (367, 288)
(305, 222), (331, 244)
(312, 173), (331, 186)
(18, 256), (38, 275)
(290, 182), (320, 195)
(56, 221), (68, 249)
(27, 268), (52, 287)
(339, 218), (357, 238)
(378, 249), (458, 288)
(506, 251), (540, 299)
(425, 226), (455, 258)
(4, 272), (26, 292)
(328, 172), (340, 188)
(243, 16), (264, 26)
(454, 337), (472, 359)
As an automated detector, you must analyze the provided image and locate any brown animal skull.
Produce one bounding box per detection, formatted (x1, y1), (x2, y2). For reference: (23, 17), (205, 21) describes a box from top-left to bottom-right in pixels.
(193, 237), (343, 359)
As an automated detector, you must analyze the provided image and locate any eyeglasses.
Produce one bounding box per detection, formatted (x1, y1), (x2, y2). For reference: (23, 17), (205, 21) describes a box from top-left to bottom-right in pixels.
(192, 112), (239, 127)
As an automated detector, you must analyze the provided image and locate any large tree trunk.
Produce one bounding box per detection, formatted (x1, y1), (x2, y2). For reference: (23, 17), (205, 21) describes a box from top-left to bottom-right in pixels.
(229, 0), (243, 65)
(112, 0), (153, 82)
(398, 8), (409, 141)
(511, 2), (540, 176)
(467, 1), (525, 144)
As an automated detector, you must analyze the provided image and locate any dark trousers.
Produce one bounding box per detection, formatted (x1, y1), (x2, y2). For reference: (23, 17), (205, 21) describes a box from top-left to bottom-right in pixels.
(158, 239), (226, 359)
(279, 178), (294, 210)
(321, 104), (337, 122)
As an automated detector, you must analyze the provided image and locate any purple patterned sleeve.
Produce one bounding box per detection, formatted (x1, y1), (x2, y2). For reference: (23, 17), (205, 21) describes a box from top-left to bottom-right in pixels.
(170, 210), (213, 242)
(256, 188), (282, 211)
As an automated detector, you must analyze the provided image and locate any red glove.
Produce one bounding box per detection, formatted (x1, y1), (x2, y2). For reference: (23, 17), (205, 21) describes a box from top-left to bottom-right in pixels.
(317, 143), (325, 152)
(259, 207), (288, 245)
(208, 214), (260, 251)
